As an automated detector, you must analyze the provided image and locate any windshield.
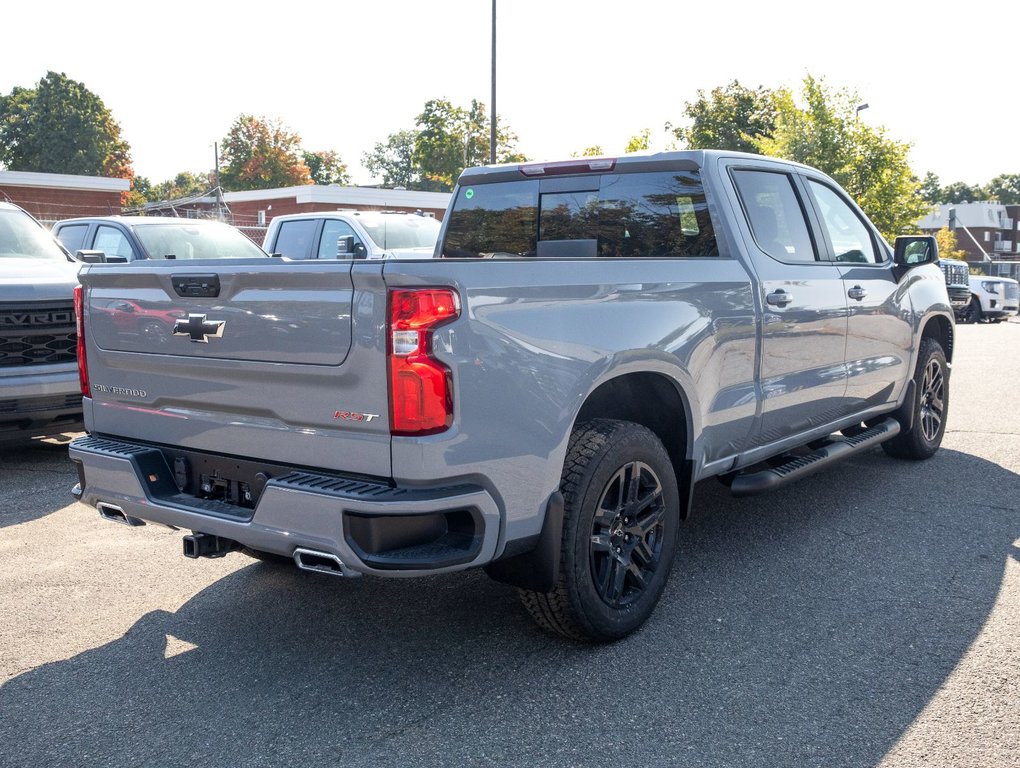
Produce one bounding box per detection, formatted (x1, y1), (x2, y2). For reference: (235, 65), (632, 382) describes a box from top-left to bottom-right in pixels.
(0, 209), (68, 261)
(358, 215), (440, 250)
(134, 222), (267, 260)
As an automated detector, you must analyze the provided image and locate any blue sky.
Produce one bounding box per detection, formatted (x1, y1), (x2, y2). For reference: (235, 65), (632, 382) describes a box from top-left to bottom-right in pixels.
(3, 0), (1016, 186)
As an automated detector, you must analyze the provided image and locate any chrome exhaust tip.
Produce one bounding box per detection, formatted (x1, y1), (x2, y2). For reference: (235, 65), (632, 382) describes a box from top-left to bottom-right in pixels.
(97, 502), (145, 527)
(293, 548), (361, 578)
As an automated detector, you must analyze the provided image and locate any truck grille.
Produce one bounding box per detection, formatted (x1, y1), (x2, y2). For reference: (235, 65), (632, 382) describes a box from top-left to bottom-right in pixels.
(939, 261), (969, 288)
(0, 303), (77, 368)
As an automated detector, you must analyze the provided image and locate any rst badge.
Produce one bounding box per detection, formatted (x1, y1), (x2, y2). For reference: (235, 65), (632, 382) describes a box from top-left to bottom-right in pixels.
(333, 410), (379, 423)
(173, 314), (225, 343)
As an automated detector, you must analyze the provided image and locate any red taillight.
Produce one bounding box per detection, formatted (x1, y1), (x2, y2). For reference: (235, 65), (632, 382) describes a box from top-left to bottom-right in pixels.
(388, 288), (459, 435)
(73, 284), (90, 397)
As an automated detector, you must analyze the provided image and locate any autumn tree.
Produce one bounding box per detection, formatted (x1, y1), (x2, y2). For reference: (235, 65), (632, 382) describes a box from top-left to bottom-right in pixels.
(669, 80), (777, 153)
(219, 115), (311, 191)
(753, 75), (927, 240)
(303, 150), (350, 186)
(934, 226), (968, 262)
(0, 71), (132, 178)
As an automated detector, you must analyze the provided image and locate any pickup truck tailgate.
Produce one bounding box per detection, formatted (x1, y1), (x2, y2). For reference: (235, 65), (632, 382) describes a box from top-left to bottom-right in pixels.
(80, 260), (392, 477)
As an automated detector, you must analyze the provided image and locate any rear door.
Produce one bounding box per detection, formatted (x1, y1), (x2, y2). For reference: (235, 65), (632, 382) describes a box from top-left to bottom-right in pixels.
(82, 258), (392, 477)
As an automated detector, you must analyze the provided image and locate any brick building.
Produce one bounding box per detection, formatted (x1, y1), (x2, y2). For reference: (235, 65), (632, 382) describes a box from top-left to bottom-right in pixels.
(0, 170), (130, 225)
(918, 201), (1020, 263)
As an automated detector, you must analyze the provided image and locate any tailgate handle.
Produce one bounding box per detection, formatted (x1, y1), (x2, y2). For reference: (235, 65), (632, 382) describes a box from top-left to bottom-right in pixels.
(172, 274), (220, 298)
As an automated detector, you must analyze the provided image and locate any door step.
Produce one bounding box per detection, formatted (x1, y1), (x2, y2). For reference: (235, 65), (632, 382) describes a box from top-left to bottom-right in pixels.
(729, 417), (900, 498)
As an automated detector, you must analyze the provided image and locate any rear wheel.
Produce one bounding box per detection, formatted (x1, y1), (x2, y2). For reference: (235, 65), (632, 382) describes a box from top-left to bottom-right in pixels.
(519, 420), (680, 642)
(882, 337), (948, 460)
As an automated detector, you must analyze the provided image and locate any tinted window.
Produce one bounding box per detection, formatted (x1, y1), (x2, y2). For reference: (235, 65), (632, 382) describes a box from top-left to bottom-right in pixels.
(732, 170), (817, 263)
(442, 181), (539, 258)
(273, 220), (318, 259)
(442, 171), (717, 259)
(94, 225), (135, 261)
(318, 220), (361, 259)
(55, 224), (89, 255)
(807, 180), (879, 263)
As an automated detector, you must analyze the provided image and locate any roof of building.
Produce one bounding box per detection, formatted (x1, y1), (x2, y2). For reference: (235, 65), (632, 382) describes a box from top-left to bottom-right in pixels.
(0, 170), (130, 193)
(917, 201), (1011, 230)
(221, 185), (450, 208)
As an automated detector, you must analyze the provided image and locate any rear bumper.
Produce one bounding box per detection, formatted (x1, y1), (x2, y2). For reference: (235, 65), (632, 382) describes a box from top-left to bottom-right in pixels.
(69, 435), (501, 577)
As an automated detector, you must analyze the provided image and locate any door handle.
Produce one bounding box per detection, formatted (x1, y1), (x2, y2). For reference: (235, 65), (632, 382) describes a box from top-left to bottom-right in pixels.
(766, 290), (794, 307)
(847, 285), (868, 301)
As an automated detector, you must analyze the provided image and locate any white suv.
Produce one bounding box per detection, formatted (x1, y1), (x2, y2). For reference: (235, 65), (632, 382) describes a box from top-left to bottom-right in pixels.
(263, 211), (440, 261)
(962, 275), (1020, 323)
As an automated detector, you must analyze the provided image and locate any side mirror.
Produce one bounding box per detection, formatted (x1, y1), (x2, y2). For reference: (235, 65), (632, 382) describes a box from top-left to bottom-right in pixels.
(894, 236), (938, 268)
(336, 235), (355, 256)
(75, 249), (107, 263)
(353, 242), (368, 259)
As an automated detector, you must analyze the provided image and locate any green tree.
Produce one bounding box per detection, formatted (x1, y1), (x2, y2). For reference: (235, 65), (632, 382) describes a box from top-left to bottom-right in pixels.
(149, 171), (212, 201)
(920, 172), (942, 204)
(573, 145), (605, 157)
(410, 98), (526, 191)
(940, 181), (988, 204)
(934, 226), (967, 261)
(625, 129), (651, 153)
(986, 173), (1020, 204)
(753, 75), (927, 241)
(303, 150), (350, 186)
(669, 80), (777, 153)
(0, 71), (132, 178)
(363, 129), (419, 188)
(219, 115), (311, 191)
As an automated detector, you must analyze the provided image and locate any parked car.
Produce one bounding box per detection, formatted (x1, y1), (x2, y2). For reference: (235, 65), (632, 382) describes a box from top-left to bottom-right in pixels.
(0, 202), (83, 441)
(263, 210), (440, 260)
(69, 150), (953, 641)
(52, 216), (268, 262)
(958, 274), (1019, 323)
(938, 258), (971, 315)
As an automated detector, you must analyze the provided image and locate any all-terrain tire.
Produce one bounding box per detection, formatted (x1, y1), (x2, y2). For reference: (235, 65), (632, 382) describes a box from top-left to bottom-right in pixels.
(519, 419), (680, 642)
(882, 337), (948, 460)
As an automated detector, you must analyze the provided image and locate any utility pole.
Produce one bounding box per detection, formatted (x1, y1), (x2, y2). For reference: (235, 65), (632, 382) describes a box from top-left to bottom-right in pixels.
(213, 142), (225, 221)
(490, 0), (497, 165)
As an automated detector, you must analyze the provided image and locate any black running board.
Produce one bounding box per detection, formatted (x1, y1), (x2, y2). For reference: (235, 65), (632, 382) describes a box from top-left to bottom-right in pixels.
(729, 418), (900, 498)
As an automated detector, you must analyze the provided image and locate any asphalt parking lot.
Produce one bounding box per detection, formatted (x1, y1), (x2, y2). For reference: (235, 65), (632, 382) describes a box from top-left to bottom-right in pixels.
(1, 323), (1017, 768)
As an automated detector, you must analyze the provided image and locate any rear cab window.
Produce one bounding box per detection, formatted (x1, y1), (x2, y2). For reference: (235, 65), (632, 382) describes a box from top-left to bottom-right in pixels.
(54, 223), (89, 255)
(272, 220), (319, 259)
(441, 170), (718, 259)
(731, 170), (818, 263)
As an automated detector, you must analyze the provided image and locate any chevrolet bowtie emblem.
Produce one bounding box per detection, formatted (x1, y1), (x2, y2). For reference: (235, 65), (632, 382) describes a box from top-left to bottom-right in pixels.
(173, 314), (226, 343)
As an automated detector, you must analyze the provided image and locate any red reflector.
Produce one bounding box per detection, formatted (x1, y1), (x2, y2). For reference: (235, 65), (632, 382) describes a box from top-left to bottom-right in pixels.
(519, 158), (617, 176)
(388, 289), (459, 435)
(73, 285), (89, 397)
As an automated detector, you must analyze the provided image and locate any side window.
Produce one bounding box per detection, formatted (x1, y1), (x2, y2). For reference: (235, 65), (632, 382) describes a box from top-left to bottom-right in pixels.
(317, 220), (363, 259)
(807, 181), (879, 264)
(732, 170), (817, 263)
(273, 220), (318, 259)
(55, 224), (88, 255)
(93, 226), (134, 261)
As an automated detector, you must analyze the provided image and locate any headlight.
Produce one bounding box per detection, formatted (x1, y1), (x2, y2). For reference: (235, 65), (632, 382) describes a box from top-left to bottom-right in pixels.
(981, 281), (1001, 293)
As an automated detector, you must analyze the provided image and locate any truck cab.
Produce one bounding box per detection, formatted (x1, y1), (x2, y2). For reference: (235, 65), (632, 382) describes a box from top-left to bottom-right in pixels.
(263, 210), (439, 261)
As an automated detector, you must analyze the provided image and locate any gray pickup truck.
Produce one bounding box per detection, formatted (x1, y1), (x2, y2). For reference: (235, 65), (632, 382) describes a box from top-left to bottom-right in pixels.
(69, 151), (953, 641)
(1, 202), (84, 441)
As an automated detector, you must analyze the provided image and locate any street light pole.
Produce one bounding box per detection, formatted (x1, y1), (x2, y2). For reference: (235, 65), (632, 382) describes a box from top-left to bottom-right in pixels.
(490, 0), (497, 165)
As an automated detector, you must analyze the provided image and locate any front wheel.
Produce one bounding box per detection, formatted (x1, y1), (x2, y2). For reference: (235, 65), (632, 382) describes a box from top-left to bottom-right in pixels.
(519, 420), (681, 642)
(882, 337), (948, 460)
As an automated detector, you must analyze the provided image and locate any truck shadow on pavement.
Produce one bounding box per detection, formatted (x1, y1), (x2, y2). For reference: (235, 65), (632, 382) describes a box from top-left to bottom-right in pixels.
(1, 448), (1017, 768)
(0, 436), (78, 528)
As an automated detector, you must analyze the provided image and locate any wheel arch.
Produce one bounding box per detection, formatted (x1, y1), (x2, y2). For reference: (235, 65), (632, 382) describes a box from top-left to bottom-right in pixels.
(920, 313), (954, 363)
(573, 370), (696, 519)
